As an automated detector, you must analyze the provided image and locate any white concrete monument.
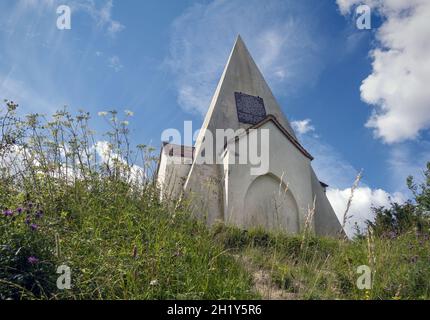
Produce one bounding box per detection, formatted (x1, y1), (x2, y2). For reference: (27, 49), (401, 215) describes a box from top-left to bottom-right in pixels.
(157, 36), (343, 236)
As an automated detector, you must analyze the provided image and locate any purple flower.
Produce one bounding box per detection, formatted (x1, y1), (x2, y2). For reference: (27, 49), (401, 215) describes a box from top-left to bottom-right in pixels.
(2, 209), (13, 217)
(27, 256), (39, 265)
(35, 210), (43, 219)
(30, 223), (38, 231)
(16, 207), (23, 214)
(25, 216), (31, 225)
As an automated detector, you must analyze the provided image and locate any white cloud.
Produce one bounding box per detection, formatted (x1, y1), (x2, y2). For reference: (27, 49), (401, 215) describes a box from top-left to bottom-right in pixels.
(291, 119), (315, 135)
(107, 55), (123, 72)
(92, 0), (125, 37)
(327, 186), (405, 237)
(0, 140), (145, 185)
(16, 0), (124, 37)
(107, 20), (124, 36)
(306, 132), (407, 237)
(166, 0), (326, 115)
(0, 0), (124, 113)
(296, 121), (407, 237)
(94, 141), (145, 182)
(20, 0), (55, 8)
(337, 0), (430, 143)
(94, 140), (117, 163)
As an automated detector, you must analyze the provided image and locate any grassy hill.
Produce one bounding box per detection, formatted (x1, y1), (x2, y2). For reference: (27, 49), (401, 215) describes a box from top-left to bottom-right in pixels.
(1, 103), (429, 300)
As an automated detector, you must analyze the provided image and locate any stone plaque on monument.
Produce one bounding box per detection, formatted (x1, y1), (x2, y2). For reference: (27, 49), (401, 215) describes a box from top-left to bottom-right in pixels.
(234, 92), (266, 125)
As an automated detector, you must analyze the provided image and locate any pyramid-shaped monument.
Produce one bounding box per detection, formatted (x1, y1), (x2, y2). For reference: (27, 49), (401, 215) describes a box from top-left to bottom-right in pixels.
(157, 36), (343, 236)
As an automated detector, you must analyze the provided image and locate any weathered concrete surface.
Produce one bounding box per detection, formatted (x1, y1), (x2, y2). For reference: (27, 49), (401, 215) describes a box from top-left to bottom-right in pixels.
(311, 169), (343, 236)
(157, 35), (344, 236)
(157, 144), (193, 200)
(223, 120), (313, 233)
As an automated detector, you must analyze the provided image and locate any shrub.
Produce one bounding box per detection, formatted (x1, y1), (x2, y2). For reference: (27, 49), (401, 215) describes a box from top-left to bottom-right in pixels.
(367, 162), (430, 238)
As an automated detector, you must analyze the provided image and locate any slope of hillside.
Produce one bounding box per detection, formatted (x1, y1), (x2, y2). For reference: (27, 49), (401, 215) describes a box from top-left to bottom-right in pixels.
(2, 186), (430, 300)
(1, 104), (429, 300)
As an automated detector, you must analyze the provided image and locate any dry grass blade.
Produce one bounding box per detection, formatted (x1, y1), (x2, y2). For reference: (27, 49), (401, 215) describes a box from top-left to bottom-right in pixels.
(341, 169), (363, 231)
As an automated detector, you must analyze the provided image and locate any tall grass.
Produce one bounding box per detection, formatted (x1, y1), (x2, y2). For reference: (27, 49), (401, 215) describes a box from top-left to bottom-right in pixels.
(213, 224), (430, 299)
(0, 102), (254, 299)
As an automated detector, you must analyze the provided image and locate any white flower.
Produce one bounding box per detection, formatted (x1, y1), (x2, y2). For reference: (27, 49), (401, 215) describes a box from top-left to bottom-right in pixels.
(98, 111), (108, 117)
(150, 279), (158, 286)
(121, 121), (129, 126)
(124, 110), (134, 116)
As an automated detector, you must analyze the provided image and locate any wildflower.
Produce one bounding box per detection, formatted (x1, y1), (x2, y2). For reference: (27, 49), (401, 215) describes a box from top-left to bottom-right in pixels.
(121, 120), (129, 126)
(150, 279), (158, 286)
(25, 216), (31, 225)
(6, 100), (18, 112)
(27, 256), (39, 265)
(124, 110), (134, 116)
(16, 207), (23, 214)
(410, 255), (418, 264)
(172, 250), (182, 258)
(35, 210), (43, 219)
(2, 209), (13, 217)
(364, 289), (371, 300)
(30, 223), (38, 231)
(98, 111), (108, 117)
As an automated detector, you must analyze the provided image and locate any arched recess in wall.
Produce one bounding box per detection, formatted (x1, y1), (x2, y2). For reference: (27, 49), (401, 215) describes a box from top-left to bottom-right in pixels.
(244, 173), (299, 233)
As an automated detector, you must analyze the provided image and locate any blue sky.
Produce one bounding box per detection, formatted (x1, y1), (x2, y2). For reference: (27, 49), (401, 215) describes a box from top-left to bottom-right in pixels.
(1, 0), (429, 233)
